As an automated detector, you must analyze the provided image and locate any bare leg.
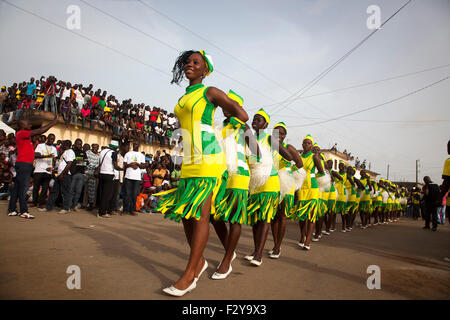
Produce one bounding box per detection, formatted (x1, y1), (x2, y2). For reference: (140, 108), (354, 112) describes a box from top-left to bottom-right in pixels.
(211, 217), (228, 250)
(299, 220), (306, 244)
(216, 223), (241, 274)
(304, 220), (315, 247)
(172, 194), (212, 290)
(341, 213), (347, 231)
(252, 221), (270, 262)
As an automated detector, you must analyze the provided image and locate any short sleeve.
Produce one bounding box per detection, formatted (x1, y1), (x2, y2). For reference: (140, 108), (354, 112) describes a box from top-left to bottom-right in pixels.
(442, 159), (450, 178)
(111, 151), (118, 163)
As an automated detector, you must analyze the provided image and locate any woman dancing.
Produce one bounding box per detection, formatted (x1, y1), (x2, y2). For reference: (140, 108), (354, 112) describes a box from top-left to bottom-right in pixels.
(269, 122), (303, 259)
(335, 161), (348, 232)
(211, 90), (259, 279)
(245, 110), (292, 266)
(296, 135), (324, 250)
(157, 50), (248, 296)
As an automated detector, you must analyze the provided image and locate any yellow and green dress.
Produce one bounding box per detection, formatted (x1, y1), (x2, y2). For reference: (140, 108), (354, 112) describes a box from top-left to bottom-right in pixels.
(359, 177), (372, 213)
(295, 151), (320, 223)
(277, 143), (296, 218)
(156, 83), (228, 222)
(345, 176), (356, 215)
(215, 118), (250, 224)
(372, 180), (382, 213)
(327, 174), (337, 215)
(335, 171), (347, 215)
(247, 131), (280, 225)
(317, 155), (329, 219)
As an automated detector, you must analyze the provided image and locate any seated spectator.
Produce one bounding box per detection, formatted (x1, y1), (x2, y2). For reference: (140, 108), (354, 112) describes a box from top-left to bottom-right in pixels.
(152, 162), (167, 193)
(80, 104), (91, 130)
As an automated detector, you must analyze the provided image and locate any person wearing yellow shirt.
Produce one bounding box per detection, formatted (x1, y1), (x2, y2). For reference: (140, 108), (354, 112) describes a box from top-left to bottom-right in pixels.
(440, 140), (450, 225)
(156, 50), (248, 297)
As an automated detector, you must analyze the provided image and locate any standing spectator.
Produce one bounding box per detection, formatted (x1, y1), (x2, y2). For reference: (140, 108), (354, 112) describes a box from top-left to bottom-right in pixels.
(70, 101), (80, 129)
(98, 139), (122, 218)
(80, 104), (91, 130)
(0, 86), (7, 114)
(26, 78), (36, 97)
(411, 186), (421, 220)
(84, 143), (99, 211)
(439, 140), (450, 224)
(43, 76), (59, 113)
(150, 107), (158, 130)
(422, 176), (441, 231)
(41, 140), (75, 214)
(32, 133), (57, 208)
(69, 138), (88, 211)
(123, 141), (145, 215)
(8, 114), (58, 218)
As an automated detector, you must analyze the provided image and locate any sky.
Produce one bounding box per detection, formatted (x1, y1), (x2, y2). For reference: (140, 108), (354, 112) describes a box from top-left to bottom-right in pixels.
(0, 0), (449, 184)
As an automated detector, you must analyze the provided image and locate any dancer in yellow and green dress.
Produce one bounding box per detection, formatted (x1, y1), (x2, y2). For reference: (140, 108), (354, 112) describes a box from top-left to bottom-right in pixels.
(294, 135), (324, 251)
(312, 146), (329, 242)
(371, 178), (382, 225)
(245, 109), (293, 266)
(358, 170), (373, 229)
(335, 160), (348, 232)
(269, 122), (303, 259)
(325, 158), (339, 233)
(344, 165), (356, 232)
(210, 90), (260, 280)
(157, 50), (249, 297)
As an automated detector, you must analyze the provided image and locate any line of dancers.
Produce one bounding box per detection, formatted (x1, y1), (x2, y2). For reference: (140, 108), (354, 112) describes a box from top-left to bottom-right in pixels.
(155, 49), (408, 297)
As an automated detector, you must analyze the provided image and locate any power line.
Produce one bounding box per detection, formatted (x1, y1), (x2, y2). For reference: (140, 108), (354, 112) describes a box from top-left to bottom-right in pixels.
(78, 0), (278, 103)
(270, 0), (413, 116)
(287, 75), (450, 128)
(2, 0), (170, 77)
(256, 62), (450, 108)
(136, 0), (293, 96)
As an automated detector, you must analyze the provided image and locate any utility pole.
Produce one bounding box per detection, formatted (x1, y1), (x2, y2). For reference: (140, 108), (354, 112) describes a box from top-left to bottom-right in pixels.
(387, 164), (390, 180)
(416, 159), (419, 184)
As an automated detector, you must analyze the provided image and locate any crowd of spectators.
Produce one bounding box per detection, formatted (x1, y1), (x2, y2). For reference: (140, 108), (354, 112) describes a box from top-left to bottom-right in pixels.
(0, 76), (180, 147)
(1, 128), (181, 218)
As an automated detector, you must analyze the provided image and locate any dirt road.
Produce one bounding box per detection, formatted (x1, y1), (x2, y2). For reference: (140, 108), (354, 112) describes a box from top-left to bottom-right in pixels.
(1, 202), (449, 300)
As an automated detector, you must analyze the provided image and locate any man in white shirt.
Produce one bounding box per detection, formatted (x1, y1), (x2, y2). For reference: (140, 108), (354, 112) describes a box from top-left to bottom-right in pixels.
(32, 133), (57, 208)
(41, 140), (75, 214)
(98, 139), (123, 218)
(123, 140), (145, 215)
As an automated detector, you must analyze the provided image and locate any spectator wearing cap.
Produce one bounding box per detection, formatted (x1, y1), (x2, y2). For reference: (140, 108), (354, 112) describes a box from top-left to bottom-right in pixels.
(97, 139), (123, 218)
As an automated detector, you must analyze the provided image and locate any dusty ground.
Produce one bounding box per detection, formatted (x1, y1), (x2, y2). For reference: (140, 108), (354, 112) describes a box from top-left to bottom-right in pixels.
(0, 201), (449, 300)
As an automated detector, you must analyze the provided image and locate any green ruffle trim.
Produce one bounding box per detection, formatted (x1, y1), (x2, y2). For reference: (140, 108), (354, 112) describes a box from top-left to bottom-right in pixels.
(247, 192), (279, 225)
(317, 198), (328, 219)
(293, 199), (319, 223)
(156, 172), (228, 222)
(335, 201), (347, 214)
(214, 188), (248, 224)
(358, 201), (371, 212)
(282, 194), (295, 218)
(327, 199), (336, 214)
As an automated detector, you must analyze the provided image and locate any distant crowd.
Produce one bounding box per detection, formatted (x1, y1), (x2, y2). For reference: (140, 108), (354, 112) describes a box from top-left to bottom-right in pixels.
(0, 76), (181, 147)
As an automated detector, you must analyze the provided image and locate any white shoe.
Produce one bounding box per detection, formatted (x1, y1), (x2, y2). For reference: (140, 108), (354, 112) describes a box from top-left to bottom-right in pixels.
(20, 212), (35, 219)
(211, 266), (232, 280)
(341, 229), (346, 233)
(444, 257), (450, 262)
(269, 250), (281, 259)
(195, 259), (208, 281)
(58, 209), (69, 214)
(162, 280), (197, 297)
(250, 259), (262, 266)
(330, 229), (335, 232)
(298, 242), (305, 248)
(38, 208), (50, 212)
(303, 245), (310, 251)
(244, 255), (254, 261)
(312, 237), (319, 242)
(8, 211), (18, 216)
(323, 231), (330, 235)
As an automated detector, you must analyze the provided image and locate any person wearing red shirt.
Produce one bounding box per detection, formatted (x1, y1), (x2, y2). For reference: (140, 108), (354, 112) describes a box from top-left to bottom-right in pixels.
(8, 113), (59, 219)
